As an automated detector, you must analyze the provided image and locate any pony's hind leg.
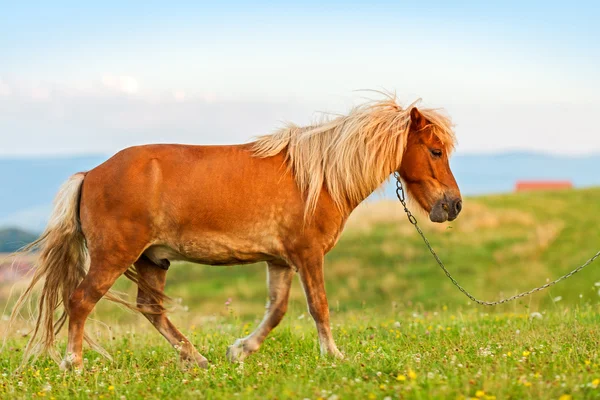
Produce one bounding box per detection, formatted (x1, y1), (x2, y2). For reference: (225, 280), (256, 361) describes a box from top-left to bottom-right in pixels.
(134, 256), (209, 368)
(227, 261), (295, 362)
(61, 255), (133, 370)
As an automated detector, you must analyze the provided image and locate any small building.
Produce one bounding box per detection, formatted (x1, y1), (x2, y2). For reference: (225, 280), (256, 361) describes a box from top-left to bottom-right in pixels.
(515, 180), (573, 192)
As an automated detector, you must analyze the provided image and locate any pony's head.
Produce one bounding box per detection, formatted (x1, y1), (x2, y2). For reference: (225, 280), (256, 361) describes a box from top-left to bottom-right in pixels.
(399, 107), (461, 223)
(253, 94), (461, 221)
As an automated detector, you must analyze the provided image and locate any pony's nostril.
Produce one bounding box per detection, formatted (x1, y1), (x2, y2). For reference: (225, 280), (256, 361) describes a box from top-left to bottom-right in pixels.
(454, 199), (462, 214)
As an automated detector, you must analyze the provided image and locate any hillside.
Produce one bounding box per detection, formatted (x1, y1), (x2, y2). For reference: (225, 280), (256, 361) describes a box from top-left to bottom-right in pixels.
(143, 186), (599, 317)
(0, 227), (37, 252)
(3, 185), (585, 321)
(2, 187), (599, 315)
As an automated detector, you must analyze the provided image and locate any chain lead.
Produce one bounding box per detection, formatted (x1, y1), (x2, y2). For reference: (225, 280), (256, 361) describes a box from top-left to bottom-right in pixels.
(394, 173), (600, 306)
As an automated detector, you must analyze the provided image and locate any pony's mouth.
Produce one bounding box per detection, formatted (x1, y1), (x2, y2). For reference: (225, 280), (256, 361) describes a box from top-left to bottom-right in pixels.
(429, 196), (462, 223)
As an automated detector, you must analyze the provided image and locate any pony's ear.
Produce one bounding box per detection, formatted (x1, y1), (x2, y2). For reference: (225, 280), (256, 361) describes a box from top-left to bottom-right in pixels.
(410, 107), (427, 131)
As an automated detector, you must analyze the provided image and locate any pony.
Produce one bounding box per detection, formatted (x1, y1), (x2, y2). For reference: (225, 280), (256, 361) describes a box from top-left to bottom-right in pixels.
(8, 95), (461, 369)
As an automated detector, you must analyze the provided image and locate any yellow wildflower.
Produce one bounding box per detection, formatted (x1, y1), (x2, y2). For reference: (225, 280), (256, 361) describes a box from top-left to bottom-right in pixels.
(108, 385), (114, 391)
(475, 390), (485, 397)
(397, 374), (407, 381)
(522, 351), (530, 357)
(408, 369), (417, 380)
(558, 395), (572, 400)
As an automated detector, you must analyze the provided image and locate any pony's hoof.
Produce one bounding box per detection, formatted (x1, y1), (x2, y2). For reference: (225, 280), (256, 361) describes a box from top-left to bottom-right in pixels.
(181, 353), (209, 369)
(59, 360), (70, 371)
(331, 349), (345, 360)
(59, 354), (82, 371)
(322, 347), (345, 360)
(226, 339), (248, 363)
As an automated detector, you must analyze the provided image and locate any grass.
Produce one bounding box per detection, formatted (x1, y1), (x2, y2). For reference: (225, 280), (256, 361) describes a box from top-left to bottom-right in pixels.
(2, 306), (600, 399)
(2, 187), (600, 399)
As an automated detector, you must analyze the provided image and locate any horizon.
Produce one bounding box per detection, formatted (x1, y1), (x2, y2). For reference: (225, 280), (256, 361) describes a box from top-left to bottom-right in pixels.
(3, 148), (600, 160)
(1, 1), (599, 156)
(2, 150), (600, 232)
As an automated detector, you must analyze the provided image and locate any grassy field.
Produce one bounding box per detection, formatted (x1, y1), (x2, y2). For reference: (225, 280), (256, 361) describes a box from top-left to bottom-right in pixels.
(2, 187), (600, 399)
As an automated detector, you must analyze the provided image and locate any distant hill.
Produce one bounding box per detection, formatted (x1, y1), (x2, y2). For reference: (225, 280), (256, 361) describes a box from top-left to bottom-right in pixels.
(381, 152), (600, 199)
(1, 151), (599, 231)
(0, 227), (38, 252)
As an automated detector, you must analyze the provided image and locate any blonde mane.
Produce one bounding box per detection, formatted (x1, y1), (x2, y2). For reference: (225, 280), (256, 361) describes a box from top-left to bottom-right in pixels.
(252, 96), (456, 217)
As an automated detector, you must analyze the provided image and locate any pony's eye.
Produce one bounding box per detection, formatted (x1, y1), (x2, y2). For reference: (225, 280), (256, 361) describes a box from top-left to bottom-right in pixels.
(430, 149), (443, 158)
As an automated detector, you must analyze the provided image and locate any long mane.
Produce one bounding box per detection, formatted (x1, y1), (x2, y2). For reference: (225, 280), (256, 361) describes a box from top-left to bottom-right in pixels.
(252, 95), (456, 217)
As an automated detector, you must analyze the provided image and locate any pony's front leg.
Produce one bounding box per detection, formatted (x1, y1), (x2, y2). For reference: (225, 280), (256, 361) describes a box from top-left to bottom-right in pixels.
(296, 253), (344, 359)
(227, 261), (294, 362)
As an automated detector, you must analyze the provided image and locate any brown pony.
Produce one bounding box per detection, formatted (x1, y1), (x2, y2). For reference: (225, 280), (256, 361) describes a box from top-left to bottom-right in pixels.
(9, 96), (461, 369)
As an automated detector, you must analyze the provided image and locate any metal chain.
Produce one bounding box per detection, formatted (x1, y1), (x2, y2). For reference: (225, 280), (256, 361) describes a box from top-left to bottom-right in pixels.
(393, 172), (600, 306)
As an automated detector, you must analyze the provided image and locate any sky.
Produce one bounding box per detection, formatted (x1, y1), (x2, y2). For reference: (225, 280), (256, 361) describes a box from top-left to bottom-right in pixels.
(0, 1), (599, 156)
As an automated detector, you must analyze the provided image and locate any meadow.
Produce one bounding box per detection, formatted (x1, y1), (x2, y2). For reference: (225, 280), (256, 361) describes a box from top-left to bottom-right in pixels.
(2, 187), (600, 399)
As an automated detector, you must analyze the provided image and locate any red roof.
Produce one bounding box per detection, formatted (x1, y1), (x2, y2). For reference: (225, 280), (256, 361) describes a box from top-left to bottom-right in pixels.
(515, 180), (573, 192)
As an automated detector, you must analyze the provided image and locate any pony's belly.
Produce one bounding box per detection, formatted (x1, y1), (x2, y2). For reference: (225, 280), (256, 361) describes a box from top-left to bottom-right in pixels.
(144, 234), (279, 266)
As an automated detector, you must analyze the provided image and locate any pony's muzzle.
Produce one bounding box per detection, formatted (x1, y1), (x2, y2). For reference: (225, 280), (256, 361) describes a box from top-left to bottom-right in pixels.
(429, 196), (462, 222)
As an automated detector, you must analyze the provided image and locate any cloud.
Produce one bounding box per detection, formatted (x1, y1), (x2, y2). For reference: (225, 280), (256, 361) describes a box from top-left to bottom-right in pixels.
(0, 77), (317, 156)
(0, 76), (599, 156)
(0, 79), (11, 97)
(101, 75), (140, 95)
(172, 90), (186, 102)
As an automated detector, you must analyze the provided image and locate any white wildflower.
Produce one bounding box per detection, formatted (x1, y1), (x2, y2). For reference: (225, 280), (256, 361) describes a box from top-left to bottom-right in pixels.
(530, 312), (543, 320)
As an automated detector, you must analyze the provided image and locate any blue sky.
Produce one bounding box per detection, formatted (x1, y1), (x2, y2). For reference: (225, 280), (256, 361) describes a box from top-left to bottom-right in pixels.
(0, 1), (599, 155)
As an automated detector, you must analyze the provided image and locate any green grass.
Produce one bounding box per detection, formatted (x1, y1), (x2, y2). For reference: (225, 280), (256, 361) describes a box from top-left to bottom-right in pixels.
(2, 306), (600, 399)
(2, 187), (600, 399)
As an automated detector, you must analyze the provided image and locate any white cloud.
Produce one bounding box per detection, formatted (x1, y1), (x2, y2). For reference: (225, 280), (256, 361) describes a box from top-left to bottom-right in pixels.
(0, 76), (599, 156)
(29, 86), (51, 101)
(0, 79), (11, 97)
(101, 74), (140, 95)
(0, 78), (316, 156)
(172, 90), (186, 102)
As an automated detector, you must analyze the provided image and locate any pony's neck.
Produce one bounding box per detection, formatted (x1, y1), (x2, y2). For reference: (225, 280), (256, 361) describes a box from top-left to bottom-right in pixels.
(337, 166), (401, 217)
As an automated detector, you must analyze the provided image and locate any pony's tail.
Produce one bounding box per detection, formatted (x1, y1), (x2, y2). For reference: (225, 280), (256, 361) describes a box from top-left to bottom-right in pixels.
(7, 173), (92, 365)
